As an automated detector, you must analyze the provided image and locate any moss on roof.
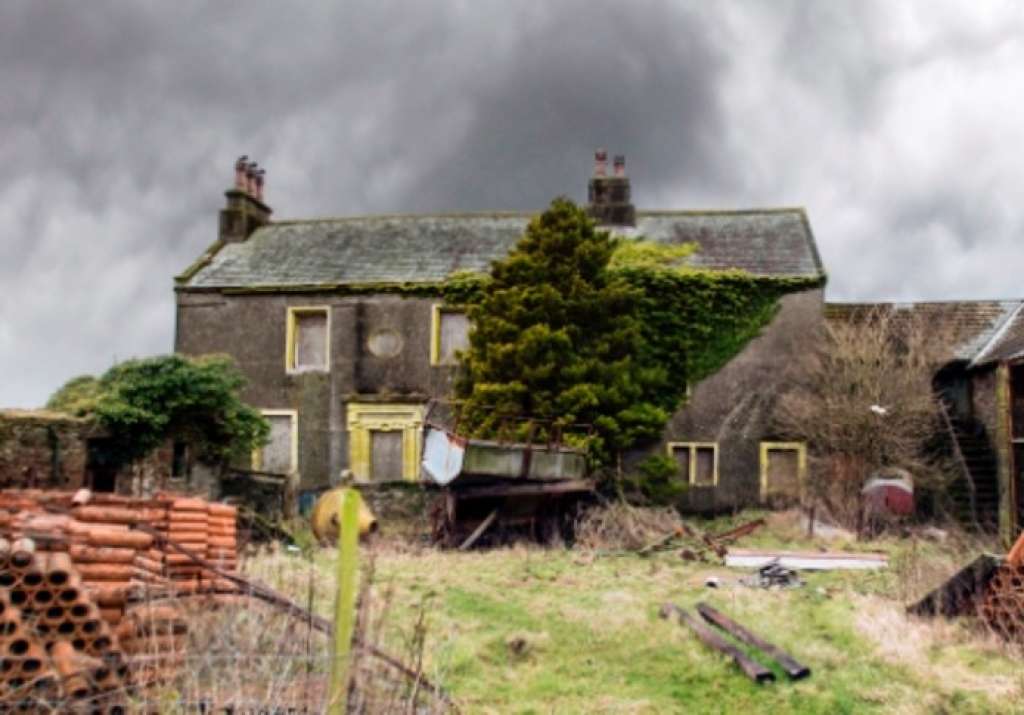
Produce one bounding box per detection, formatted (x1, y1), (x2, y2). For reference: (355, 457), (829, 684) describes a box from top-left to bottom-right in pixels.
(179, 209), (824, 290)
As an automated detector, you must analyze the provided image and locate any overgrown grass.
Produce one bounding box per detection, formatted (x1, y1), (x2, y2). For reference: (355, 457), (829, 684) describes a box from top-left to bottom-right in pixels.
(251, 512), (1023, 714)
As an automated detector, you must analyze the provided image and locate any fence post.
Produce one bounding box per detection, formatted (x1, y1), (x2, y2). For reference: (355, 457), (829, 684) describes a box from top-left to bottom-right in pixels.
(327, 487), (361, 713)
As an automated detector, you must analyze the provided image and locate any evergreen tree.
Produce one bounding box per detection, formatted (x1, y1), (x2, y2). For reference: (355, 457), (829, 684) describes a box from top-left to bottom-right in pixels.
(456, 198), (667, 463)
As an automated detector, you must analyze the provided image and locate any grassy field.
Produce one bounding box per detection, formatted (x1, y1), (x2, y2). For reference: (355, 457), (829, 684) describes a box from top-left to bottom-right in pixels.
(247, 511), (1024, 714)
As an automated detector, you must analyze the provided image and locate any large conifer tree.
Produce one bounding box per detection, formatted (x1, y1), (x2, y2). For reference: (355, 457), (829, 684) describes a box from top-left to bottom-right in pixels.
(455, 198), (667, 463)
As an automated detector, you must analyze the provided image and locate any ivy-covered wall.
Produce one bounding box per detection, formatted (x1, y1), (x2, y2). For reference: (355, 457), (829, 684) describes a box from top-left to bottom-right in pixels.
(641, 287), (825, 511)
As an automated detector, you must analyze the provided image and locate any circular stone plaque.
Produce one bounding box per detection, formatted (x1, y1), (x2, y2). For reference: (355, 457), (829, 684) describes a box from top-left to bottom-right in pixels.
(367, 329), (403, 358)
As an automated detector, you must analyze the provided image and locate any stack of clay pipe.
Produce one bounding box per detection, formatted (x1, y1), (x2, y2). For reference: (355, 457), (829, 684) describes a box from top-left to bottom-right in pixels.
(204, 503), (239, 593)
(152, 495), (211, 594)
(116, 602), (188, 688)
(0, 489), (242, 599)
(10, 504), (165, 629)
(979, 531), (1024, 645)
(0, 537), (129, 710)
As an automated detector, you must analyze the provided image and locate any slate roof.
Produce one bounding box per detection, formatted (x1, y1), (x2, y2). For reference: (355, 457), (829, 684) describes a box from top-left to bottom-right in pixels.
(971, 303), (1024, 366)
(180, 209), (823, 289)
(825, 300), (1023, 364)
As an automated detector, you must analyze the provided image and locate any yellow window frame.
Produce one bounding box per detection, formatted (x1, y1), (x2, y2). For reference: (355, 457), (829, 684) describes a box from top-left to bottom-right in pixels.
(252, 409), (299, 474)
(759, 441), (807, 500)
(666, 441), (719, 487)
(285, 306), (331, 373)
(430, 304), (468, 366)
(346, 403), (425, 482)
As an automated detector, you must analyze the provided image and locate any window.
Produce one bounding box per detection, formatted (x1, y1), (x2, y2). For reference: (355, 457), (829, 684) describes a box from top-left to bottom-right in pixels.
(286, 307), (329, 372)
(759, 442), (807, 501)
(430, 305), (469, 366)
(346, 403), (424, 482)
(253, 409), (298, 474)
(667, 442), (718, 487)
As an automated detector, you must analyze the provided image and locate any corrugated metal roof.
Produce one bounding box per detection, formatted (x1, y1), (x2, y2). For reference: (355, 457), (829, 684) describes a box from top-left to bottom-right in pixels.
(181, 208), (823, 289)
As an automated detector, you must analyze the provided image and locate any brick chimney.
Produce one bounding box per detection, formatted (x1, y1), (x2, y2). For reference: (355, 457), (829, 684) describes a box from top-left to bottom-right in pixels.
(219, 155), (272, 243)
(587, 149), (635, 226)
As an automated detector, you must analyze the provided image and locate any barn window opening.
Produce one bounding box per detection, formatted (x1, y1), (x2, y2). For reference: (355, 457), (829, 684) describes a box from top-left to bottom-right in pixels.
(431, 305), (470, 366)
(667, 442), (718, 487)
(286, 307), (329, 372)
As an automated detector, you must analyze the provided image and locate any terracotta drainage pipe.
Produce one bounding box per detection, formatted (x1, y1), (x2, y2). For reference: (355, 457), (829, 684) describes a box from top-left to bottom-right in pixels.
(50, 640), (92, 699)
(10, 538), (35, 570)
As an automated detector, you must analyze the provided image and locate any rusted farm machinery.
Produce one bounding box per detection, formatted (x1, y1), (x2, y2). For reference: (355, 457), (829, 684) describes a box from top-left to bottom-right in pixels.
(421, 425), (594, 548)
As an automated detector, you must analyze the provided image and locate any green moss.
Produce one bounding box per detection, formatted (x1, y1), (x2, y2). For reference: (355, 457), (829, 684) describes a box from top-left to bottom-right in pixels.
(174, 239), (226, 284)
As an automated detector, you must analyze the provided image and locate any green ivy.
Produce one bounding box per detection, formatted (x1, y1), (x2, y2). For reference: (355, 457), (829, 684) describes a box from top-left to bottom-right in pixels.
(449, 198), (819, 470)
(48, 354), (269, 470)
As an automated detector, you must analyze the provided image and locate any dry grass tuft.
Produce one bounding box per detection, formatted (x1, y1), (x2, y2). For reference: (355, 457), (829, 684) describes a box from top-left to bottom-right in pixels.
(574, 502), (683, 551)
(852, 593), (1023, 701)
(114, 545), (451, 713)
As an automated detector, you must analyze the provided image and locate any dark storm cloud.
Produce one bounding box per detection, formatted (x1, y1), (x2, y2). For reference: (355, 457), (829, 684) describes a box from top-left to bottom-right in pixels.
(2, 1), (1024, 406)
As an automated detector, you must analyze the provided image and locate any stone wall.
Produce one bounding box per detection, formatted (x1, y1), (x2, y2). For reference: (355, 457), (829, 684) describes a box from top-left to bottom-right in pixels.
(0, 410), (92, 490)
(175, 290), (460, 490)
(0, 409), (174, 496)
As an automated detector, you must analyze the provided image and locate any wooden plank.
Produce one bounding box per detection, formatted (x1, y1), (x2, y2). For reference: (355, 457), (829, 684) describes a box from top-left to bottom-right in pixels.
(696, 602), (810, 680)
(660, 602), (774, 684)
(458, 509), (499, 551)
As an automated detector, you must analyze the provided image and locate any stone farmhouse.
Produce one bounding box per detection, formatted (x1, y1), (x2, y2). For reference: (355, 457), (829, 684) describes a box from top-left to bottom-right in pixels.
(174, 153), (826, 515)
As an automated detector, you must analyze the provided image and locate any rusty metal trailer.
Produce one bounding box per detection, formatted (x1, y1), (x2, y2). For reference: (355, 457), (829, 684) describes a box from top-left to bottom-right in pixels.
(420, 426), (594, 547)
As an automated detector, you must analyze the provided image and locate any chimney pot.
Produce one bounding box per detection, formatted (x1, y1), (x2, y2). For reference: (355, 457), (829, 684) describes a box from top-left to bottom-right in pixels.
(234, 156), (249, 191)
(255, 168), (265, 202)
(245, 162), (259, 197)
(613, 155), (626, 177)
(594, 149), (608, 177)
(220, 155), (272, 243)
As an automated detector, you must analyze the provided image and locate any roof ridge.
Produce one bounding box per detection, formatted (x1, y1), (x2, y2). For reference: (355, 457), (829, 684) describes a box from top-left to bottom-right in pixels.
(970, 302), (1024, 367)
(826, 299), (1024, 306)
(265, 207), (809, 226)
(269, 211), (533, 225)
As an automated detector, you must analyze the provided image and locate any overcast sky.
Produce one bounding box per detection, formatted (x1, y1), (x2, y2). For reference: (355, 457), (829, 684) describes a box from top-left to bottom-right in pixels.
(3, 1), (1024, 407)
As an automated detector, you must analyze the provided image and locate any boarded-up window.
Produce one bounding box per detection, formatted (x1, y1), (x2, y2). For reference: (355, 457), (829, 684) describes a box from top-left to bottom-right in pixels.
(288, 308), (328, 371)
(347, 403), (425, 482)
(693, 447), (715, 486)
(672, 446), (691, 483)
(668, 443), (717, 487)
(258, 413), (295, 474)
(370, 430), (404, 482)
(760, 443), (805, 502)
(433, 308), (469, 365)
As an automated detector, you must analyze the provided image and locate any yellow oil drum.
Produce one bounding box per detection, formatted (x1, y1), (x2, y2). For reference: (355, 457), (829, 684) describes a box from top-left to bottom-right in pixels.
(310, 488), (378, 544)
